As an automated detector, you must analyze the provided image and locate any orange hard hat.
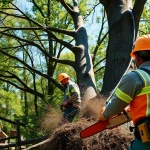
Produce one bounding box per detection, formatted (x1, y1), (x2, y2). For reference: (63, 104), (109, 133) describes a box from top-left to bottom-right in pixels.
(130, 34), (150, 58)
(58, 73), (70, 82)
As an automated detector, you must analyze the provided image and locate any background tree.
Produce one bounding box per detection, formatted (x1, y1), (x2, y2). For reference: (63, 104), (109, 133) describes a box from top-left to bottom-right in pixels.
(100, 0), (147, 95)
(0, 1), (100, 138)
(0, 0), (99, 104)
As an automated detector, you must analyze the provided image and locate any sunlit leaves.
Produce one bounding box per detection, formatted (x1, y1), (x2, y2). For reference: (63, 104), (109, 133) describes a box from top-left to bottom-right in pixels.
(0, 89), (23, 118)
(0, 0), (13, 7)
(139, 0), (150, 35)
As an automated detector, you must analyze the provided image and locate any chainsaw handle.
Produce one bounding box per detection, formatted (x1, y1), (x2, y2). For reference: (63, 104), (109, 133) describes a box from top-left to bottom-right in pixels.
(60, 105), (65, 112)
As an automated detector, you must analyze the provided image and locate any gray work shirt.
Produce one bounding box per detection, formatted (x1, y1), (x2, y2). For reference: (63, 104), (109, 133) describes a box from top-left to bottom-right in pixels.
(103, 61), (150, 119)
(64, 81), (81, 105)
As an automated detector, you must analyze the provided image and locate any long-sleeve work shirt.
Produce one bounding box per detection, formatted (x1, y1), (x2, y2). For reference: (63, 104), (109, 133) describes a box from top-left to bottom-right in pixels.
(103, 61), (150, 119)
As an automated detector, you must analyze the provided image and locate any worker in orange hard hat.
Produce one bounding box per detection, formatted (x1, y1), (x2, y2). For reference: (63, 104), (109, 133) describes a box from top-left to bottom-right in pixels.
(99, 34), (150, 150)
(58, 73), (81, 123)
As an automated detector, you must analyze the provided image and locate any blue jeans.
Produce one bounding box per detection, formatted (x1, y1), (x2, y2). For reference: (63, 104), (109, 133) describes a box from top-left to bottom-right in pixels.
(63, 107), (80, 122)
(128, 138), (150, 150)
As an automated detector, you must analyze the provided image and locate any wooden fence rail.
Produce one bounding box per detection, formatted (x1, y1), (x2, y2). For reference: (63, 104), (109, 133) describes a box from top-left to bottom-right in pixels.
(0, 117), (48, 150)
(0, 116), (26, 150)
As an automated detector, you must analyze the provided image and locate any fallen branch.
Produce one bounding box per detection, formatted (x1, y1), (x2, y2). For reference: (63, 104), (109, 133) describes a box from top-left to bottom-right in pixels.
(27, 138), (51, 150)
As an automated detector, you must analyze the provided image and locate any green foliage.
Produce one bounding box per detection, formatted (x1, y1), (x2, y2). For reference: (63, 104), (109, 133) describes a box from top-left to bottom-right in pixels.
(0, 0), (13, 7)
(0, 89), (23, 132)
(45, 87), (63, 108)
(139, 0), (150, 35)
(0, 0), (148, 142)
(0, 90), (23, 117)
(89, 32), (108, 91)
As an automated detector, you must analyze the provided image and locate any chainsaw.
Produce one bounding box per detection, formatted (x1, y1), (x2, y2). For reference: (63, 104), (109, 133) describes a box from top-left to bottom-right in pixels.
(80, 108), (131, 138)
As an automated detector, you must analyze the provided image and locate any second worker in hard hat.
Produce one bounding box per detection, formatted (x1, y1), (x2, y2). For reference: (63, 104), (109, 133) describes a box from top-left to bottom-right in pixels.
(99, 34), (150, 150)
(58, 73), (81, 123)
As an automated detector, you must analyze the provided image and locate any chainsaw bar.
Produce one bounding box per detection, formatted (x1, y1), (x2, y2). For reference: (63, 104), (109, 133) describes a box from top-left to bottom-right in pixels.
(80, 109), (131, 138)
(80, 120), (109, 138)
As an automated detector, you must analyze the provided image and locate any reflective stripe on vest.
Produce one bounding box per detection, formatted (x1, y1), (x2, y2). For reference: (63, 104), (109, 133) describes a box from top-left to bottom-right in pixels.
(115, 88), (132, 103)
(115, 69), (150, 117)
(66, 84), (80, 99)
(66, 86), (71, 98)
(135, 69), (150, 116)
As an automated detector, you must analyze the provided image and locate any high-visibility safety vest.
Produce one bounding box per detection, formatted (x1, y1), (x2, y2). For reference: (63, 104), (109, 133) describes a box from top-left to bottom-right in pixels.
(115, 69), (150, 125)
(65, 83), (80, 99)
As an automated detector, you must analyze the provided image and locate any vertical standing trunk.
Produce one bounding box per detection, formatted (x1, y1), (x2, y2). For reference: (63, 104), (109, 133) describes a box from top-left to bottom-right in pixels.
(71, 1), (97, 101)
(47, 1), (55, 104)
(74, 27), (97, 101)
(47, 36), (55, 101)
(100, 0), (146, 96)
(23, 50), (28, 121)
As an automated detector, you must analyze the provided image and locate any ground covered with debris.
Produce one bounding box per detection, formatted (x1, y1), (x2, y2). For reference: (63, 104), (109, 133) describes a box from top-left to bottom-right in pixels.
(29, 97), (134, 150)
(42, 119), (133, 150)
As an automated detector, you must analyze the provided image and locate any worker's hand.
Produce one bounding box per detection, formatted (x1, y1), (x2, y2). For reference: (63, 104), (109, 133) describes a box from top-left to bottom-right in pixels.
(99, 107), (108, 121)
(61, 101), (68, 107)
(60, 105), (65, 112)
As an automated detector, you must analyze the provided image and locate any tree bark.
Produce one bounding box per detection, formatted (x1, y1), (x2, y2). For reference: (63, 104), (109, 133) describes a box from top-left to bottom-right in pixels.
(70, 0), (97, 101)
(74, 27), (97, 101)
(100, 0), (146, 96)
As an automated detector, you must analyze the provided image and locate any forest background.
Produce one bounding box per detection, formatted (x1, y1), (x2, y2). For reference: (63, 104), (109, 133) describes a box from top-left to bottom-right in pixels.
(0, 0), (149, 142)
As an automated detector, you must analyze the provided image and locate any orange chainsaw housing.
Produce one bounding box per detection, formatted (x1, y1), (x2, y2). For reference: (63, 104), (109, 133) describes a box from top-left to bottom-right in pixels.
(80, 108), (131, 138)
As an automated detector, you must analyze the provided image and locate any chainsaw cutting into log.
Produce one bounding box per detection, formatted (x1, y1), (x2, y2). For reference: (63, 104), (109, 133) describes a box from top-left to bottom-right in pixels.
(80, 108), (131, 138)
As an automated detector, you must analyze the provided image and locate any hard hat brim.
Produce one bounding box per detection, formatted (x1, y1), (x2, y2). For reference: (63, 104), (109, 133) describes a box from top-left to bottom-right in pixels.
(130, 48), (150, 58)
(59, 76), (70, 82)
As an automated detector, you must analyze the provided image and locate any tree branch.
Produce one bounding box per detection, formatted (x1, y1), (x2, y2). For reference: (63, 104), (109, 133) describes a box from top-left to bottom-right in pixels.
(46, 31), (74, 51)
(47, 0), (51, 17)
(11, 3), (45, 28)
(47, 27), (76, 37)
(0, 77), (44, 99)
(1, 3), (74, 51)
(99, 0), (109, 7)
(94, 57), (106, 68)
(92, 8), (107, 63)
(31, 0), (45, 17)
(0, 31), (75, 66)
(59, 0), (73, 16)
(94, 66), (105, 74)
(133, 0), (147, 33)
(0, 32), (53, 58)
(0, 27), (76, 37)
(0, 48), (64, 91)
(0, 10), (26, 19)
(1, 70), (30, 88)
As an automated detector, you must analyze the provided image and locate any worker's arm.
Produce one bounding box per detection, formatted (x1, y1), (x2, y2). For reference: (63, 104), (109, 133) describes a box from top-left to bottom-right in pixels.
(102, 71), (143, 119)
(61, 83), (81, 106)
(102, 95), (128, 119)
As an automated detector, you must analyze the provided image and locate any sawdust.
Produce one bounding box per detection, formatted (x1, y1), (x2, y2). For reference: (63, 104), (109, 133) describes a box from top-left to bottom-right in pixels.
(80, 95), (105, 121)
(39, 96), (134, 150)
(42, 119), (133, 150)
(40, 106), (62, 135)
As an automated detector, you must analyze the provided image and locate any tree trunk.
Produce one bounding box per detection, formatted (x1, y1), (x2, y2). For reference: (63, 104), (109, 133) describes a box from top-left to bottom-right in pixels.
(71, 2), (97, 101)
(100, 0), (146, 96)
(74, 27), (97, 101)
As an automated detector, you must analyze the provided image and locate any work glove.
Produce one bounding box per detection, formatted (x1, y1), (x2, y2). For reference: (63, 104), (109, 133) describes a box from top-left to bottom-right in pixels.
(99, 107), (108, 121)
(60, 105), (65, 112)
(61, 101), (68, 107)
